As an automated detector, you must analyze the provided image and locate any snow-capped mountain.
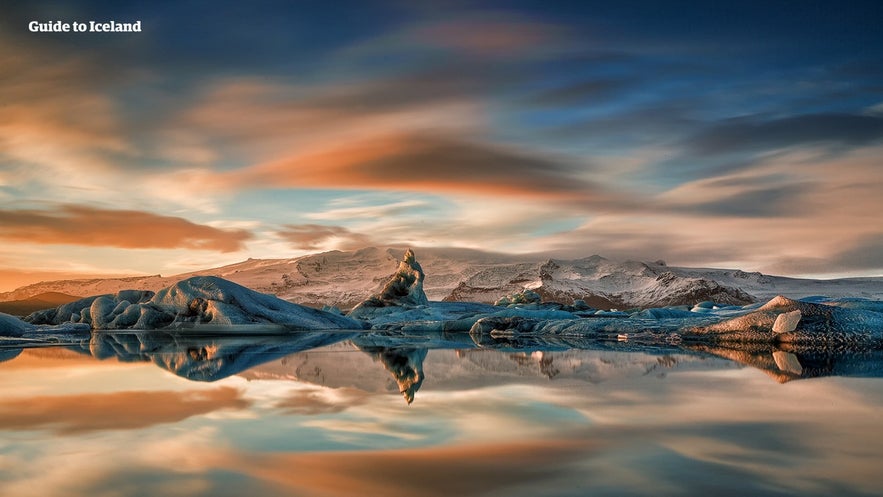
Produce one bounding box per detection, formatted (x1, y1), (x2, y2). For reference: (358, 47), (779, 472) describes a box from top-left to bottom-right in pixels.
(2, 247), (881, 310)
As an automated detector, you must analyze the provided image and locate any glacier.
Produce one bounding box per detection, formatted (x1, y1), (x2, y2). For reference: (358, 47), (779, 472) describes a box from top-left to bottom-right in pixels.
(5, 247), (881, 311)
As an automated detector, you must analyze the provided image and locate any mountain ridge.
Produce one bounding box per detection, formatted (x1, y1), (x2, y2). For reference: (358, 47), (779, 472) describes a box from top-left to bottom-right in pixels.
(2, 247), (881, 310)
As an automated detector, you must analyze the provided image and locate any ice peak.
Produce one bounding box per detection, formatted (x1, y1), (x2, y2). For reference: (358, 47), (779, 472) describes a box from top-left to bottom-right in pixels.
(403, 247), (417, 265)
(376, 248), (428, 306)
(347, 249), (429, 318)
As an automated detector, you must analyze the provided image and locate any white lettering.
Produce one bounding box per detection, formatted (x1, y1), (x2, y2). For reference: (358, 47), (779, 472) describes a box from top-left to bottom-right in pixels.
(27, 21), (71, 32)
(29, 19), (141, 34)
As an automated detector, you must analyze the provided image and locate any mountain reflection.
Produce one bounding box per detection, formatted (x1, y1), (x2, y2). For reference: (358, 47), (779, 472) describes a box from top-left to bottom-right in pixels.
(2, 330), (882, 403)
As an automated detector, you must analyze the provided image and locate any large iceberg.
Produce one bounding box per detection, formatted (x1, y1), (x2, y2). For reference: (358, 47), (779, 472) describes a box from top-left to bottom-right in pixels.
(25, 276), (365, 331)
(685, 296), (883, 345)
(348, 248), (429, 320)
(0, 312), (32, 337)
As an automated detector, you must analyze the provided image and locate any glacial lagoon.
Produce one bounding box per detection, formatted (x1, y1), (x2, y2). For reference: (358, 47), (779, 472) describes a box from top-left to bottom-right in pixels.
(1, 331), (882, 497)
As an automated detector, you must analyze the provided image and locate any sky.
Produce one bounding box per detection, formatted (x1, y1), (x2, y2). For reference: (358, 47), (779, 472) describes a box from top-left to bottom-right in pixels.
(1, 0), (882, 291)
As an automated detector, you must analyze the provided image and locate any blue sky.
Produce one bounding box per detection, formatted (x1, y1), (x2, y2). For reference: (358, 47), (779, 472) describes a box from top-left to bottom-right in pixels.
(1, 0), (882, 289)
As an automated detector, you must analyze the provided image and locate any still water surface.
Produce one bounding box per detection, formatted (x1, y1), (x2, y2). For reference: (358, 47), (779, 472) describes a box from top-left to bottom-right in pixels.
(1, 331), (882, 497)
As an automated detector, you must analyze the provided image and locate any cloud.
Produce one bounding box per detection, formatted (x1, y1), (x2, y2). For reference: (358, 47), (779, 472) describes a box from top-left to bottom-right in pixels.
(407, 15), (567, 54)
(276, 224), (373, 250)
(545, 100), (702, 147)
(0, 387), (250, 434)
(526, 77), (637, 107)
(0, 28), (140, 177)
(834, 233), (883, 272)
(685, 113), (883, 156)
(305, 199), (430, 221)
(658, 174), (811, 218)
(229, 133), (629, 210)
(225, 437), (598, 497)
(0, 205), (252, 252)
(273, 387), (371, 415)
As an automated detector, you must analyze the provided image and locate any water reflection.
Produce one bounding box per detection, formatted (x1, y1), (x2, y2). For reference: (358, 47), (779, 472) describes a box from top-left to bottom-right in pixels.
(88, 330), (358, 381)
(2, 330), (882, 397)
(684, 342), (883, 383)
(1, 331), (883, 497)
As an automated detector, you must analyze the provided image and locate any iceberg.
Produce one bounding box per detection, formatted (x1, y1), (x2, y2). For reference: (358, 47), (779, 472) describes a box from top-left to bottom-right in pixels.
(0, 312), (32, 337)
(25, 276), (365, 331)
(686, 296), (883, 344)
(348, 249), (496, 327)
(351, 248), (428, 310)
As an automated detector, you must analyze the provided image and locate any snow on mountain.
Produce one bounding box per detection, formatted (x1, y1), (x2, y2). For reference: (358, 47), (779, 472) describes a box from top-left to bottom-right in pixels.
(2, 247), (881, 311)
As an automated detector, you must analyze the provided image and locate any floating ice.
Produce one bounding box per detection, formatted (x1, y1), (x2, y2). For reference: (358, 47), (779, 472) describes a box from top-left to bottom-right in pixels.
(0, 312), (32, 337)
(25, 276), (364, 331)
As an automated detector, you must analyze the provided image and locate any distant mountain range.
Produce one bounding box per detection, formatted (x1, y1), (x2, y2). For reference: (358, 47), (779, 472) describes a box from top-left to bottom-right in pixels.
(1, 247), (881, 311)
(0, 292), (82, 316)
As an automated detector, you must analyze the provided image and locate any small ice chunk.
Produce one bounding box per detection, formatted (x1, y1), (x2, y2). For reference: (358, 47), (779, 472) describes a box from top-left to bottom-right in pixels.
(772, 310), (802, 333)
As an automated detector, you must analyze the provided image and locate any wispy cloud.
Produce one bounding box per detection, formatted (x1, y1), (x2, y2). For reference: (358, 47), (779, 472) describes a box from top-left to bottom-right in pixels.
(276, 224), (373, 251)
(0, 205), (252, 252)
(684, 113), (883, 156)
(305, 200), (430, 220)
(407, 15), (568, 55)
(226, 132), (630, 210)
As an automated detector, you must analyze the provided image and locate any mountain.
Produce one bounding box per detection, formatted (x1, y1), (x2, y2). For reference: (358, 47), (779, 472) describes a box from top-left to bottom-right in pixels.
(1, 247), (881, 311)
(0, 292), (80, 316)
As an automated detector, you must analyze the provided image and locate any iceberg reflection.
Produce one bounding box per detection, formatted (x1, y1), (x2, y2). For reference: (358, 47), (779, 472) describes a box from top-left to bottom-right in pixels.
(2, 329), (882, 397)
(1, 331), (883, 497)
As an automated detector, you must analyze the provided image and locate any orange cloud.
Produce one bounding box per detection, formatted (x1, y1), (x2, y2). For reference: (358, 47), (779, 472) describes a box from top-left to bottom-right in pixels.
(0, 32), (135, 177)
(227, 133), (628, 209)
(0, 387), (250, 434)
(0, 205), (252, 252)
(225, 437), (600, 497)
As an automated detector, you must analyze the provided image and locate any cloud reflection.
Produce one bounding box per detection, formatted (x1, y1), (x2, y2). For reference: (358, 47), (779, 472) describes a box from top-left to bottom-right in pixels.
(0, 387), (249, 434)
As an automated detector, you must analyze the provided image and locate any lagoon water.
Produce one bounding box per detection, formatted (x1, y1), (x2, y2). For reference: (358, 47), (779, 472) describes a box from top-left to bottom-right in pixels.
(1, 331), (882, 496)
